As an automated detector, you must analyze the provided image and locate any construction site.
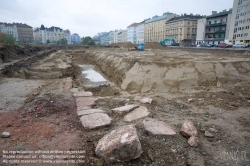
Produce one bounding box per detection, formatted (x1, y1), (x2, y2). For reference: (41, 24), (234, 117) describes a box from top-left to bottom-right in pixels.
(0, 43), (250, 166)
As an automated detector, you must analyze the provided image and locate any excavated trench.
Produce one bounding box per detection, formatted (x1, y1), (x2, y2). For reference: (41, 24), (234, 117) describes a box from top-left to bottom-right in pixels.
(79, 49), (250, 94)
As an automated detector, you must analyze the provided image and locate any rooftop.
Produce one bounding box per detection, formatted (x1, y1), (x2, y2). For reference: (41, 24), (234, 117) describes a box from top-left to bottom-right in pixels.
(145, 12), (173, 24)
(127, 23), (139, 28)
(206, 10), (232, 19)
(167, 14), (203, 23)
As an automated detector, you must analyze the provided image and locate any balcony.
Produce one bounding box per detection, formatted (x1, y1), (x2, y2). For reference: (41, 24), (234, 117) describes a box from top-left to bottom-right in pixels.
(206, 22), (226, 27)
(205, 30), (226, 34)
(204, 38), (225, 41)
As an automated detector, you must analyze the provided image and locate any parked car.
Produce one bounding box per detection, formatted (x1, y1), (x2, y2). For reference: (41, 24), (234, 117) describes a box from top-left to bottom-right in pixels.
(190, 43), (196, 47)
(245, 43), (250, 48)
(210, 44), (218, 47)
(200, 43), (211, 47)
(218, 43), (229, 48)
(171, 43), (179, 46)
(232, 44), (245, 48)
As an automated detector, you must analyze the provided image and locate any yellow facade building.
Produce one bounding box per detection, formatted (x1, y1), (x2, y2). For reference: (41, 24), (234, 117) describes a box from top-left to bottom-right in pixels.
(144, 12), (179, 43)
(166, 14), (202, 43)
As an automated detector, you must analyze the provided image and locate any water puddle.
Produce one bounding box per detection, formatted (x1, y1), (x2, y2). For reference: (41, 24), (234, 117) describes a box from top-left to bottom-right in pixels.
(82, 69), (106, 82)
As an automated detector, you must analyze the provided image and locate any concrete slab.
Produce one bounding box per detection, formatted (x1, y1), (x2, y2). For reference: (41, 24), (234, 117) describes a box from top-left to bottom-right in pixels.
(77, 109), (106, 116)
(80, 113), (112, 129)
(123, 106), (149, 122)
(111, 105), (139, 115)
(73, 91), (93, 97)
(142, 118), (176, 135)
(75, 97), (97, 108)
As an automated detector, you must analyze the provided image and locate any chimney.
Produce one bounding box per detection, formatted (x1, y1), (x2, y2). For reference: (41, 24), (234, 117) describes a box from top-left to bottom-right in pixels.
(223, 9), (226, 12)
(190, 13), (193, 15)
(212, 11), (217, 15)
(184, 13), (186, 16)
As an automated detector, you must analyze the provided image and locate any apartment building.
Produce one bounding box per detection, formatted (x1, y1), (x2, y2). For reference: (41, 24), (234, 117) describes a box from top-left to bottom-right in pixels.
(0, 22), (18, 42)
(63, 29), (71, 44)
(117, 32), (122, 43)
(228, 0), (250, 45)
(137, 19), (149, 44)
(113, 29), (122, 43)
(33, 25), (64, 44)
(71, 33), (81, 44)
(0, 22), (33, 43)
(144, 12), (178, 43)
(16, 23), (33, 43)
(127, 23), (139, 44)
(166, 14), (202, 43)
(196, 10), (232, 45)
(108, 31), (114, 44)
(122, 30), (127, 42)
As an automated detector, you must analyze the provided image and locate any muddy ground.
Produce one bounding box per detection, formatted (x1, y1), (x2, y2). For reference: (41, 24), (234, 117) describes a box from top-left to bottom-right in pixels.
(0, 45), (250, 166)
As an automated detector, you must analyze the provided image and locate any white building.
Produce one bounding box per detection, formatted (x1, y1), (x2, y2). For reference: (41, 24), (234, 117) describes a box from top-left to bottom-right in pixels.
(122, 30), (127, 42)
(114, 29), (122, 43)
(33, 25), (64, 44)
(127, 23), (139, 44)
(63, 29), (71, 44)
(0, 22), (19, 42)
(108, 31), (114, 44)
(71, 33), (81, 44)
(137, 20), (148, 44)
(228, 0), (250, 45)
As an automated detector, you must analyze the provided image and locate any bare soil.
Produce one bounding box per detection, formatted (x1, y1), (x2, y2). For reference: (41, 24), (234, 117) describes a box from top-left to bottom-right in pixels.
(0, 46), (250, 166)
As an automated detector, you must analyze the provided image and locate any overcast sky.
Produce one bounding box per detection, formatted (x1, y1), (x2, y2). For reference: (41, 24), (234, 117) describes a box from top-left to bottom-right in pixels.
(1, 0), (234, 37)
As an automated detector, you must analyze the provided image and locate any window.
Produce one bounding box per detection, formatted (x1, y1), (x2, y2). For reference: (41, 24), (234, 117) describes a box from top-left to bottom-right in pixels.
(244, 33), (248, 37)
(246, 26), (250, 29)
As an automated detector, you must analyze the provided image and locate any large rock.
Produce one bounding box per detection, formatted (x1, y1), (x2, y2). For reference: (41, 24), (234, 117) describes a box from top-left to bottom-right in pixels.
(80, 113), (112, 129)
(75, 97), (97, 108)
(77, 109), (106, 116)
(111, 105), (139, 115)
(142, 118), (176, 135)
(180, 120), (198, 138)
(95, 125), (142, 164)
(73, 91), (93, 97)
(123, 106), (150, 122)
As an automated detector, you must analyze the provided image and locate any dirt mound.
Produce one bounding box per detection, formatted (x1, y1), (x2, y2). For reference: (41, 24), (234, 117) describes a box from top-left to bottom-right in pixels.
(145, 42), (165, 49)
(110, 42), (136, 48)
(0, 45), (46, 63)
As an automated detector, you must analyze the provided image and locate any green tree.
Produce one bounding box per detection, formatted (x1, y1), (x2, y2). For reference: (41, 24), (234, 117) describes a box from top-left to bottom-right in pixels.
(46, 40), (50, 44)
(4, 34), (15, 45)
(57, 38), (67, 45)
(81, 37), (85, 44)
(0, 33), (5, 43)
(82, 36), (95, 45)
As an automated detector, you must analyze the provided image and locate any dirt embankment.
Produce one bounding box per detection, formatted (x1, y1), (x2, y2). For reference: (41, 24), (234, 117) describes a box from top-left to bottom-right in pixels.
(84, 49), (250, 93)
